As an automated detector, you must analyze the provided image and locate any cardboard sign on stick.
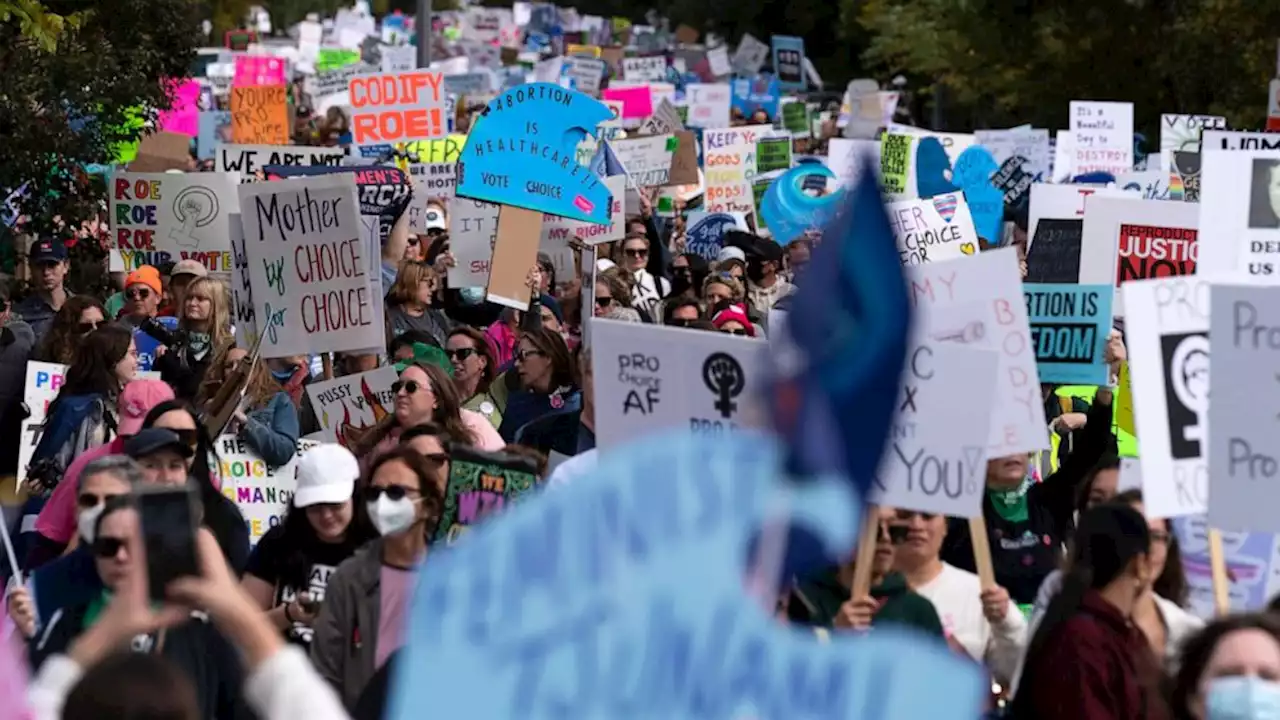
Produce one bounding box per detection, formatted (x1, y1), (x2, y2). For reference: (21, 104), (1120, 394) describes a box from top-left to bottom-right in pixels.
(486, 206), (544, 309)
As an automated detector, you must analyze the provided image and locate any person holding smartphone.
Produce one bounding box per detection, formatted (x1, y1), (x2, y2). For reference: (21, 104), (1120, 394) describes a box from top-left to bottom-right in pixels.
(242, 444), (376, 648)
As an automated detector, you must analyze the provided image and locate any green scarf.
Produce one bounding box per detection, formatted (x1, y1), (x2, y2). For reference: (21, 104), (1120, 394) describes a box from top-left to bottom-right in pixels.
(987, 479), (1030, 523)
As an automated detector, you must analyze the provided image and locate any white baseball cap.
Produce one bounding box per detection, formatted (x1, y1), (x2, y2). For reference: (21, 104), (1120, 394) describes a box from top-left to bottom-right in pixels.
(293, 444), (359, 508)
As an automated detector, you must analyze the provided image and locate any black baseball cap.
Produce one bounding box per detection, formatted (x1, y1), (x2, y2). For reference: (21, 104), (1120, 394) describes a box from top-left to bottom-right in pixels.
(28, 238), (67, 264)
(124, 428), (195, 460)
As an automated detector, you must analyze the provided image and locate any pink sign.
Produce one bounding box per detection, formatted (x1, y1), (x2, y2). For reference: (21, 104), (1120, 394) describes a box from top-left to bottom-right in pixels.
(602, 86), (653, 119)
(234, 55), (288, 87)
(156, 79), (200, 137)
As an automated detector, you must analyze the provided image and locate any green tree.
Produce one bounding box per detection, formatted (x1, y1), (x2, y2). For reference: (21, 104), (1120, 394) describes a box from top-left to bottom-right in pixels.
(0, 0), (201, 244)
(853, 0), (1279, 136)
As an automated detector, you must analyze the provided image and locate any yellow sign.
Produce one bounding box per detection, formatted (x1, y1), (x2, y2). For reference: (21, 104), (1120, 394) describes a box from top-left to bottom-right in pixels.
(567, 44), (601, 58)
(402, 134), (468, 164)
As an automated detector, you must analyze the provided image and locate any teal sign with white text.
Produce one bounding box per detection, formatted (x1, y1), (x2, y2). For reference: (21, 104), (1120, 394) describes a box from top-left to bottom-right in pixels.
(456, 83), (614, 224)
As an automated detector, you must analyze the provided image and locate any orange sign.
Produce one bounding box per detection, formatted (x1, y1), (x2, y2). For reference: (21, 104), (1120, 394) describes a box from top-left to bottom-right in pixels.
(230, 85), (289, 145)
(349, 71), (447, 146)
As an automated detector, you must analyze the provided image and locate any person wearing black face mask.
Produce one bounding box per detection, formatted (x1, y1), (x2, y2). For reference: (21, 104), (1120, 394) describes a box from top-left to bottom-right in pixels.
(668, 253), (708, 299)
(744, 242), (794, 313)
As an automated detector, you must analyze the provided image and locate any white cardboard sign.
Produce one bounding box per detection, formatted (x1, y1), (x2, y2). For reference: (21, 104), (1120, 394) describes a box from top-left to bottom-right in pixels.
(885, 193), (981, 267)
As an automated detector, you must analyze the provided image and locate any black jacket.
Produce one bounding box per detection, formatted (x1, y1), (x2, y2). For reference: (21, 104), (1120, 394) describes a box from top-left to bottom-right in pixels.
(153, 345), (215, 402)
(31, 603), (257, 720)
(941, 394), (1115, 604)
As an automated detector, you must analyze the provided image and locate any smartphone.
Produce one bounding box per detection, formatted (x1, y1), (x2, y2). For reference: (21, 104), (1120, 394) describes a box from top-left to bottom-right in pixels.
(136, 485), (200, 603)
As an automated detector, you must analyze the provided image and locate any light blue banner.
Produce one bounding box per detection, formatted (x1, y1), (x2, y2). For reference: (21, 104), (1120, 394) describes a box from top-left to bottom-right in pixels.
(1024, 282), (1114, 385)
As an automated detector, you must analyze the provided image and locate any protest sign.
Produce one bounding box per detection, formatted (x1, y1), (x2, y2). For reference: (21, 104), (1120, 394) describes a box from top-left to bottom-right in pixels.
(234, 55), (287, 86)
(434, 446), (539, 545)
(448, 198), (499, 287)
(350, 70), (447, 146)
(770, 35), (806, 90)
(217, 434), (318, 543)
(408, 162), (458, 218)
(564, 56), (605, 96)
(638, 99), (684, 136)
(229, 214), (257, 347)
(541, 174), (625, 248)
(305, 366), (397, 446)
(316, 48), (360, 72)
(907, 249), (1048, 456)
(601, 85), (653, 119)
(238, 174), (381, 357)
(706, 44), (732, 76)
(591, 320), (768, 447)
(388, 430), (986, 720)
(197, 110), (233, 160)
(1068, 100), (1134, 177)
(157, 79), (200, 137)
(1123, 276), (1210, 518)
(1079, 196), (1198, 315)
(685, 83), (731, 128)
(109, 172), (238, 273)
(622, 55), (666, 82)
(730, 75), (781, 120)
(1025, 183), (1136, 283)
(443, 71), (494, 97)
(684, 211), (749, 261)
(880, 132), (913, 196)
(872, 340), (998, 518)
(886, 193), (980, 266)
(827, 138), (881, 189)
(755, 137), (792, 174)
(216, 144), (345, 182)
(1115, 170), (1176, 200)
(610, 135), (676, 187)
(456, 83), (614, 224)
(1208, 284), (1280, 532)
(380, 45), (416, 73)
(975, 127), (1051, 182)
(230, 85), (288, 145)
(703, 125), (774, 216)
(1024, 283), (1114, 385)
(782, 101), (810, 138)
(730, 32), (770, 75)
(1199, 145), (1280, 278)
(1159, 114), (1225, 172)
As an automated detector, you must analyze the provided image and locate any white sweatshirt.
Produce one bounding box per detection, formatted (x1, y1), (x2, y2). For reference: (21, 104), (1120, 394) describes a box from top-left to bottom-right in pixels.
(912, 562), (1028, 684)
(29, 645), (350, 720)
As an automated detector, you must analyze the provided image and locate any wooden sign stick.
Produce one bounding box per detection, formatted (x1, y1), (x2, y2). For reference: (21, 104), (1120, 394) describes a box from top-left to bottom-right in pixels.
(849, 504), (882, 600)
(968, 516), (998, 590)
(1208, 528), (1231, 616)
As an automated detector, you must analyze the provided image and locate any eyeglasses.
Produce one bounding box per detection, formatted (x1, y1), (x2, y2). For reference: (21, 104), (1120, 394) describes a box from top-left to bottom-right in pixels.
(92, 536), (129, 559)
(595, 296), (614, 308)
(77, 491), (125, 509)
(444, 348), (475, 361)
(125, 288), (152, 301)
(624, 248), (648, 258)
(391, 380), (430, 396)
(672, 267), (693, 276)
(361, 485), (419, 503)
(515, 349), (545, 363)
(77, 320), (102, 334)
(721, 328), (748, 336)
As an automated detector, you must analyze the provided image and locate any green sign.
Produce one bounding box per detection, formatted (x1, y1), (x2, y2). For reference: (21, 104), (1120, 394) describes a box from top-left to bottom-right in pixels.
(756, 137), (793, 174)
(752, 176), (773, 231)
(316, 49), (362, 73)
(782, 102), (810, 138)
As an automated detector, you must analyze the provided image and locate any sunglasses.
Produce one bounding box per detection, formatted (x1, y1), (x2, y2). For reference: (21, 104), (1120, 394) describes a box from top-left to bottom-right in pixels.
(624, 248), (648, 258)
(668, 318), (694, 328)
(125, 288), (152, 300)
(673, 267), (693, 276)
(92, 536), (129, 559)
(391, 380), (429, 395)
(77, 320), (102, 334)
(595, 296), (614, 308)
(77, 491), (125, 509)
(515, 349), (545, 363)
(879, 522), (910, 545)
(721, 328), (748, 336)
(445, 348), (475, 361)
(362, 485), (418, 503)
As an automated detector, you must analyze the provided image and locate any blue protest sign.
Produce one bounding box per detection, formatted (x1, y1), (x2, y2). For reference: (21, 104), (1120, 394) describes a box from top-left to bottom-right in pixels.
(197, 110), (232, 160)
(760, 164), (846, 245)
(770, 35), (806, 91)
(914, 136), (957, 199)
(685, 212), (744, 260)
(1024, 283), (1114, 385)
(730, 76), (780, 120)
(132, 316), (178, 372)
(456, 83), (614, 224)
(388, 430), (985, 720)
(951, 145), (1003, 244)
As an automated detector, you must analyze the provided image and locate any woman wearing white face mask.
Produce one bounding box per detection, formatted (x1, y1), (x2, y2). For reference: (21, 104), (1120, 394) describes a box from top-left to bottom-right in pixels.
(309, 447), (443, 709)
(1171, 613), (1280, 720)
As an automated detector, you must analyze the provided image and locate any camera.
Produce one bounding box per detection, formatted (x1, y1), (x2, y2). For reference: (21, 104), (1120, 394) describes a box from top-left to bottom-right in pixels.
(139, 317), (187, 349)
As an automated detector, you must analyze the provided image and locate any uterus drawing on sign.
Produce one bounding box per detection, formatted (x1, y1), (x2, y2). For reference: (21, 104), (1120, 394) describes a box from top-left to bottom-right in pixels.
(169, 186), (221, 249)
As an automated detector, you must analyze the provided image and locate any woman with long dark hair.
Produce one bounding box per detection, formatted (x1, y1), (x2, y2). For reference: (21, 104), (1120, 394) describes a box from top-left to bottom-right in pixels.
(243, 443), (376, 648)
(498, 326), (580, 443)
(445, 326), (501, 429)
(26, 324), (137, 491)
(32, 294), (106, 365)
(1011, 502), (1165, 719)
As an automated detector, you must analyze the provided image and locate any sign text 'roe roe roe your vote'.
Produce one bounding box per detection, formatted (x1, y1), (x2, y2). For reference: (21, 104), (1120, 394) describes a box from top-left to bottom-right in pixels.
(350, 71), (447, 146)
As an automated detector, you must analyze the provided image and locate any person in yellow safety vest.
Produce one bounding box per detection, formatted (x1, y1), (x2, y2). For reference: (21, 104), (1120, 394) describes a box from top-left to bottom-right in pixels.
(1034, 385), (1137, 479)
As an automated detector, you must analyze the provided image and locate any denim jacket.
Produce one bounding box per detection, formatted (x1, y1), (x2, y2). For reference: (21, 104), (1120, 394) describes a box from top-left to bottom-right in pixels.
(239, 392), (300, 469)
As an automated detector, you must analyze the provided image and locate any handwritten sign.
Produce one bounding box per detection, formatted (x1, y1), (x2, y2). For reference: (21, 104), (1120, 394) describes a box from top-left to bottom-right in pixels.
(907, 249), (1049, 456)
(610, 135), (675, 187)
(1023, 283), (1114, 385)
(564, 56), (605, 97)
(886, 193), (980, 266)
(457, 83), (614, 223)
(230, 85), (289, 145)
(872, 340), (998, 517)
(350, 70), (447, 146)
(387, 431), (986, 719)
(306, 366), (398, 446)
(703, 125), (773, 216)
(108, 172), (238, 273)
(448, 198), (499, 287)
(686, 83), (731, 128)
(237, 174), (380, 357)
(216, 144), (345, 182)
(434, 446), (539, 545)
(684, 211), (748, 261)
(1068, 100), (1134, 177)
(1123, 276), (1209, 518)
(217, 434), (318, 543)
(540, 174), (625, 247)
(621, 55), (666, 83)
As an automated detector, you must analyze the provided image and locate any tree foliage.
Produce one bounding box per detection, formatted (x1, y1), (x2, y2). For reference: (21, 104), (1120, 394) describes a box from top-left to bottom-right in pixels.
(854, 0), (1279, 136)
(0, 0), (201, 240)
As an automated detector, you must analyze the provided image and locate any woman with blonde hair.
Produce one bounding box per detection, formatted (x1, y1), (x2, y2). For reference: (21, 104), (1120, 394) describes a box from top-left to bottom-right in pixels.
(155, 276), (233, 401)
(198, 344), (300, 470)
(385, 260), (453, 348)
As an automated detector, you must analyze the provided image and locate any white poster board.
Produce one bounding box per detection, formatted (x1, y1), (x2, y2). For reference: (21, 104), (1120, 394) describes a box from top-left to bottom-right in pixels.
(1079, 196), (1199, 316)
(216, 434), (319, 544)
(590, 320), (768, 448)
(215, 144), (346, 182)
(448, 197), (499, 287)
(1198, 144), (1280, 280)
(1122, 276), (1210, 518)
(108, 171), (239, 273)
(886, 193), (981, 266)
(238, 174), (381, 357)
(906, 249), (1048, 456)
(305, 366), (398, 445)
(1068, 100), (1134, 177)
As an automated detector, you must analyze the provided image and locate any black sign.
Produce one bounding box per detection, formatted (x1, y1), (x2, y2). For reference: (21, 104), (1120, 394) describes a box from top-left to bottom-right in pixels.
(1024, 218), (1083, 284)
